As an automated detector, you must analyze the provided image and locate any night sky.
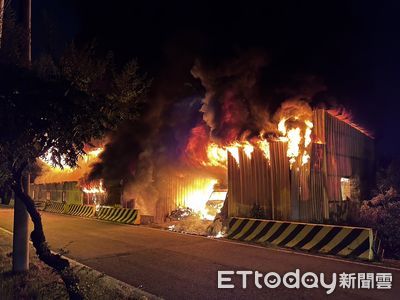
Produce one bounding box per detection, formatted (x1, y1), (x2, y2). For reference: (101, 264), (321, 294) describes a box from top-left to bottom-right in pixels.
(32, 0), (400, 160)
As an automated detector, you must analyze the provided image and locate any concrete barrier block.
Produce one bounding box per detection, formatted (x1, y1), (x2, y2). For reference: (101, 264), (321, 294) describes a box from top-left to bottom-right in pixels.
(228, 217), (378, 261)
(96, 207), (140, 225)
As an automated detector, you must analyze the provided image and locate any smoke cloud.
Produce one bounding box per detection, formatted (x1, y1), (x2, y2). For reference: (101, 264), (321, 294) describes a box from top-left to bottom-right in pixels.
(89, 49), (326, 217)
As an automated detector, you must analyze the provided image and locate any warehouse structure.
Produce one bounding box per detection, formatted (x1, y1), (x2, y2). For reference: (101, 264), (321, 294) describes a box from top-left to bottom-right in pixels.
(226, 109), (375, 223)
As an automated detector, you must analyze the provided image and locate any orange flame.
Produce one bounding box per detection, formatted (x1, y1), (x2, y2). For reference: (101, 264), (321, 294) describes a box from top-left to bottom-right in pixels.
(204, 143), (227, 168)
(82, 180), (106, 194)
(227, 144), (240, 164)
(177, 178), (218, 220)
(36, 147), (104, 184)
(243, 141), (254, 159)
(277, 117), (313, 168)
(257, 138), (270, 161)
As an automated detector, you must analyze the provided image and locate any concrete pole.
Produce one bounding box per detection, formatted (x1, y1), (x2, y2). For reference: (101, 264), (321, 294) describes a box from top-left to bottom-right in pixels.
(12, 174), (30, 272)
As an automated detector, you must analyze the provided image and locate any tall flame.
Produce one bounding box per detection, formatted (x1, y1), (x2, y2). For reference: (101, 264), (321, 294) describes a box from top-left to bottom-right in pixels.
(304, 120), (313, 147)
(278, 118), (287, 135)
(287, 127), (301, 165)
(257, 139), (270, 161)
(276, 117), (313, 168)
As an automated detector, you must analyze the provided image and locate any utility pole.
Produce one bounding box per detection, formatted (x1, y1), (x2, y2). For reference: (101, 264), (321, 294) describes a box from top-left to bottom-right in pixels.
(12, 0), (31, 272)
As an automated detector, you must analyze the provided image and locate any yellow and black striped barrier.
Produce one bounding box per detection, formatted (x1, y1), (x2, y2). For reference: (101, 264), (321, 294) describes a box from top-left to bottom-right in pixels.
(96, 207), (140, 225)
(66, 204), (95, 218)
(44, 202), (67, 214)
(228, 217), (377, 261)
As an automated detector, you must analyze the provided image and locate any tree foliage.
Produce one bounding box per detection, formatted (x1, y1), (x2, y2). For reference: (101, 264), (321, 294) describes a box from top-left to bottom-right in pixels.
(0, 19), (149, 297)
(0, 2), (27, 66)
(0, 46), (149, 189)
(376, 158), (400, 194)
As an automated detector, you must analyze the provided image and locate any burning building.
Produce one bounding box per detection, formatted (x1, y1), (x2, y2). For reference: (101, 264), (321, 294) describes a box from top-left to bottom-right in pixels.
(109, 103), (374, 225)
(31, 147), (106, 207)
(225, 108), (374, 223)
(31, 104), (374, 226)
(31, 53), (375, 227)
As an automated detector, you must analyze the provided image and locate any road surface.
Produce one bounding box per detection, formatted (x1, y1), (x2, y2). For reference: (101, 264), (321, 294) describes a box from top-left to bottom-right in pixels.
(0, 207), (399, 299)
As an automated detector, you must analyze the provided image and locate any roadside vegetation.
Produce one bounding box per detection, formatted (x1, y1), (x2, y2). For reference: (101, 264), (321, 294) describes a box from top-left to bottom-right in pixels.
(357, 159), (400, 259)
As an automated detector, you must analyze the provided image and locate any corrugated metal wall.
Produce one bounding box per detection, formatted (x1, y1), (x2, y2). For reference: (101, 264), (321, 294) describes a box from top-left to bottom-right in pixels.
(322, 110), (375, 219)
(227, 147), (274, 218)
(227, 141), (292, 220)
(227, 109), (375, 223)
(324, 110), (374, 200)
(270, 141), (291, 220)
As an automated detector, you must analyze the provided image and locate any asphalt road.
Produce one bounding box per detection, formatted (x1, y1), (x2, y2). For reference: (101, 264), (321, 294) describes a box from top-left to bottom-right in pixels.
(1, 207), (399, 300)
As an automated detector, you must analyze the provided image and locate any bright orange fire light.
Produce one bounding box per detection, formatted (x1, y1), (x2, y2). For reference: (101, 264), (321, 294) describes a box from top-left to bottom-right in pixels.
(287, 127), (301, 164)
(204, 143), (227, 168)
(227, 144), (240, 164)
(257, 139), (270, 161)
(41, 147), (104, 169)
(277, 117), (314, 168)
(243, 141), (254, 159)
(36, 147), (104, 184)
(82, 180), (106, 194)
(204, 141), (257, 167)
(178, 178), (218, 220)
(191, 106), (320, 170)
(278, 118), (287, 135)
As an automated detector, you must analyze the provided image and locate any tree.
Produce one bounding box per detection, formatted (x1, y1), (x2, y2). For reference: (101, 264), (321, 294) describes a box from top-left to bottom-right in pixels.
(376, 158), (400, 194)
(0, 1), (27, 66)
(0, 47), (149, 297)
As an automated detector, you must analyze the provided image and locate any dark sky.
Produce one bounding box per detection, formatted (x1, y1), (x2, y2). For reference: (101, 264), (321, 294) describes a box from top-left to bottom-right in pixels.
(33, 0), (400, 159)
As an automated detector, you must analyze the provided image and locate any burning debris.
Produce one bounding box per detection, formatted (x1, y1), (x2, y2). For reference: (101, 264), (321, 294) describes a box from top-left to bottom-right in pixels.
(165, 216), (213, 236)
(167, 207), (196, 221)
